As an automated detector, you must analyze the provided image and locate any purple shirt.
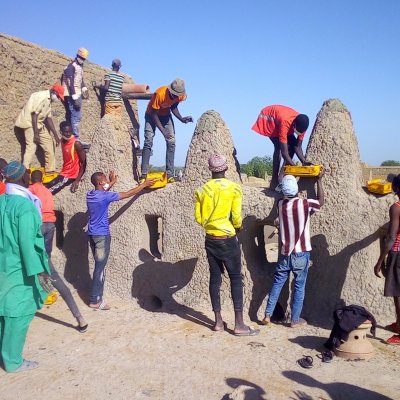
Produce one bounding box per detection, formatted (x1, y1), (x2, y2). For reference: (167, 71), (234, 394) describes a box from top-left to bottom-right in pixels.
(87, 190), (120, 236)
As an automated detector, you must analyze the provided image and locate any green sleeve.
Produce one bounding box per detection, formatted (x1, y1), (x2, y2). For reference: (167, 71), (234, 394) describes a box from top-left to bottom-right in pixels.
(18, 207), (50, 277)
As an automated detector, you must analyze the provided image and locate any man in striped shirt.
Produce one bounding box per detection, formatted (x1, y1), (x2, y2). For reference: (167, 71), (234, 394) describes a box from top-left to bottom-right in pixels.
(94, 59), (125, 117)
(262, 172), (324, 327)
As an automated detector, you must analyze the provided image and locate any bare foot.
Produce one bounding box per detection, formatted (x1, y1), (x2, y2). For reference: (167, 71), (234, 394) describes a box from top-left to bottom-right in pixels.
(213, 321), (225, 332)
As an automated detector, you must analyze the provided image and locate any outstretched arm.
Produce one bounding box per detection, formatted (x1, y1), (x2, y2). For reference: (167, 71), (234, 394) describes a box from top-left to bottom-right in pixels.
(118, 178), (157, 200)
(44, 117), (60, 146)
(294, 139), (310, 164)
(279, 142), (295, 165)
(171, 105), (193, 124)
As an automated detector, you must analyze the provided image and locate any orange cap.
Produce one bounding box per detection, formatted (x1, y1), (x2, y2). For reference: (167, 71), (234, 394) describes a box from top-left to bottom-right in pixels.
(51, 84), (65, 101)
(77, 47), (89, 59)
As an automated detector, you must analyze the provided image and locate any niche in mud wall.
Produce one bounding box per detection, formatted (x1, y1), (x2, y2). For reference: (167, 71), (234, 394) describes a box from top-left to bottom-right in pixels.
(145, 214), (163, 259)
(263, 224), (279, 263)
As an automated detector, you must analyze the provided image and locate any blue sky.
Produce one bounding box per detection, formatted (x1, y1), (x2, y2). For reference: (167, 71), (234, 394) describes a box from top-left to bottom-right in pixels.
(2, 1), (400, 167)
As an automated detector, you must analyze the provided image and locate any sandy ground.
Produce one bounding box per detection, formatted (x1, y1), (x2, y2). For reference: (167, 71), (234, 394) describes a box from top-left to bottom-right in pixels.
(1, 294), (400, 400)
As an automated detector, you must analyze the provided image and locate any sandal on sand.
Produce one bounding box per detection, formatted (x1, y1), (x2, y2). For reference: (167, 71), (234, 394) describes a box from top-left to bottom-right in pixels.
(11, 359), (39, 373)
(261, 316), (271, 326)
(234, 327), (260, 337)
(320, 350), (333, 363)
(77, 324), (88, 333)
(297, 356), (313, 369)
(386, 335), (400, 345)
(90, 300), (110, 310)
(385, 322), (400, 334)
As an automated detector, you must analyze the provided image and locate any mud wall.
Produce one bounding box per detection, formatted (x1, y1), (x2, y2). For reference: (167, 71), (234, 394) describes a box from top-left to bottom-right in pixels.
(0, 35), (394, 326)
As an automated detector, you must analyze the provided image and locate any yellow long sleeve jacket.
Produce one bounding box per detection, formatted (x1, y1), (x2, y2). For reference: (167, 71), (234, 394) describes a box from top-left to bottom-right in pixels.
(195, 178), (242, 236)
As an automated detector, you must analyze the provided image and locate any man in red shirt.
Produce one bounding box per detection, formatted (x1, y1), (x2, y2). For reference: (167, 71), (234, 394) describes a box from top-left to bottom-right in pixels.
(29, 170), (87, 332)
(0, 158), (7, 194)
(45, 121), (86, 195)
(252, 105), (311, 189)
(140, 78), (192, 183)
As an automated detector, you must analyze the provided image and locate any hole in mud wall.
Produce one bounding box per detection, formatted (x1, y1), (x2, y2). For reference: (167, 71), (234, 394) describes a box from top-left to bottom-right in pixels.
(263, 224), (279, 263)
(145, 215), (162, 259)
(55, 210), (64, 249)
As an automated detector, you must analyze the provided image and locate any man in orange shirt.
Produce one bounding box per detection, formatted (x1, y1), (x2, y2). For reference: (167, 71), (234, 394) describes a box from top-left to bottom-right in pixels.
(45, 121), (86, 195)
(252, 105), (311, 189)
(29, 170), (87, 332)
(0, 159), (7, 195)
(140, 78), (193, 183)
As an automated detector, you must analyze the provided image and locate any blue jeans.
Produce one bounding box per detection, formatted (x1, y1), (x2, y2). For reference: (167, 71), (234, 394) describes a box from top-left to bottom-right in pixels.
(141, 114), (176, 178)
(89, 235), (111, 304)
(265, 251), (310, 322)
(66, 96), (82, 139)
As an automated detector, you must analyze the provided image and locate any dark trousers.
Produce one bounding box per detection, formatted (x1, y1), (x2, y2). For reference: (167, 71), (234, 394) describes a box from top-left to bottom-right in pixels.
(41, 222), (82, 318)
(205, 236), (243, 312)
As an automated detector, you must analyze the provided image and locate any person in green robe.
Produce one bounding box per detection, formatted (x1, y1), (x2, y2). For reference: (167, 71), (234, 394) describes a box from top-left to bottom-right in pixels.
(0, 193), (51, 373)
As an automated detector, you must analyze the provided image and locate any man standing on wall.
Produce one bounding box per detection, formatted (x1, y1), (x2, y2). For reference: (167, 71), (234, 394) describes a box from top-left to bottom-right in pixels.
(251, 105), (311, 190)
(61, 48), (89, 140)
(94, 59), (125, 117)
(87, 172), (156, 310)
(262, 172), (324, 327)
(195, 154), (259, 336)
(15, 84), (64, 172)
(0, 166), (51, 373)
(140, 78), (193, 183)
(45, 121), (86, 194)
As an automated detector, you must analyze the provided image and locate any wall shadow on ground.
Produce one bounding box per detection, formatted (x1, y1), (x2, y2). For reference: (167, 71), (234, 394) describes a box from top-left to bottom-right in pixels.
(62, 211), (91, 303)
(282, 370), (393, 400)
(304, 230), (382, 328)
(132, 251), (214, 329)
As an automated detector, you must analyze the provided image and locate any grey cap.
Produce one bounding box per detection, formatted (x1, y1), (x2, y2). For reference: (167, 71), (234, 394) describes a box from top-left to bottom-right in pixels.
(168, 78), (186, 97)
(112, 58), (122, 67)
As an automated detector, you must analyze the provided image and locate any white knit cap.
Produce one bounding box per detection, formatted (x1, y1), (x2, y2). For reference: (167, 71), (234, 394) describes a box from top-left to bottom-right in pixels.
(281, 175), (298, 196)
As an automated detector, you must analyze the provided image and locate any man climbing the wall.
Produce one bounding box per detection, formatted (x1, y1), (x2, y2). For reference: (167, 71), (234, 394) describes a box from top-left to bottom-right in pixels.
(15, 84), (64, 173)
(140, 78), (193, 184)
(61, 47), (89, 140)
(251, 105), (311, 190)
(45, 121), (86, 194)
(195, 153), (259, 336)
(87, 172), (156, 310)
(94, 58), (125, 117)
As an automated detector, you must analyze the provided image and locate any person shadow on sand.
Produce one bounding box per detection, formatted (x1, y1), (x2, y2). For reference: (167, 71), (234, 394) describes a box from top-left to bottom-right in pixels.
(131, 249), (215, 329)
